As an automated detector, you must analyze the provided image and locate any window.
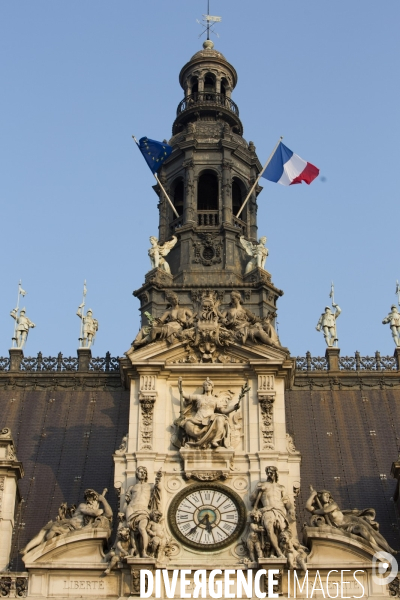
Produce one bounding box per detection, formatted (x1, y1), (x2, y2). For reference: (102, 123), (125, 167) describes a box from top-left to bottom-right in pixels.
(198, 173), (218, 211)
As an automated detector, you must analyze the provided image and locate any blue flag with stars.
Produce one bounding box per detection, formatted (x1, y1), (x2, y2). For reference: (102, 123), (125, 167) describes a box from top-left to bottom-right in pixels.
(138, 137), (172, 174)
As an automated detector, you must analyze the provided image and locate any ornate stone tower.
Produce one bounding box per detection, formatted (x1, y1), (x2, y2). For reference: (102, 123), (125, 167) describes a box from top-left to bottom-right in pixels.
(134, 40), (283, 330)
(116, 40), (301, 581)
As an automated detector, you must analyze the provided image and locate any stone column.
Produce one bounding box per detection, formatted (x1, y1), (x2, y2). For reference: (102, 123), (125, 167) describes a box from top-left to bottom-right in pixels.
(157, 172), (170, 243)
(394, 347), (400, 371)
(221, 159), (232, 225)
(0, 428), (23, 571)
(248, 164), (259, 241)
(183, 159), (196, 226)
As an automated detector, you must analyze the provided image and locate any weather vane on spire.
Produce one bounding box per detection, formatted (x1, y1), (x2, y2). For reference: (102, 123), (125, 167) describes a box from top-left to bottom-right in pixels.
(197, 0), (221, 40)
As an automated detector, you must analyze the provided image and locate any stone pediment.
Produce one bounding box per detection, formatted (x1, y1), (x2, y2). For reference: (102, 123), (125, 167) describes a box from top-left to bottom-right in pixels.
(123, 339), (294, 388)
(22, 528), (109, 569)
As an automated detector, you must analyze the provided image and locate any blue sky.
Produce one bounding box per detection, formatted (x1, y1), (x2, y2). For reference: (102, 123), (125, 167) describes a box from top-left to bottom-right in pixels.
(1, 0), (399, 359)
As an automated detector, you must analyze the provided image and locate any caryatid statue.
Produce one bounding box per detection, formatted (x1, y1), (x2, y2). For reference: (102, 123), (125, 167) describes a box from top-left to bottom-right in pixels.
(148, 235), (177, 274)
(382, 305), (400, 347)
(77, 306), (99, 348)
(240, 235), (269, 274)
(250, 465), (295, 559)
(316, 304), (341, 347)
(10, 307), (35, 349)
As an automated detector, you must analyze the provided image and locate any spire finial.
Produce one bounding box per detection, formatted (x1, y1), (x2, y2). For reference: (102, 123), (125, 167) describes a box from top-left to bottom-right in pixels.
(197, 0), (221, 43)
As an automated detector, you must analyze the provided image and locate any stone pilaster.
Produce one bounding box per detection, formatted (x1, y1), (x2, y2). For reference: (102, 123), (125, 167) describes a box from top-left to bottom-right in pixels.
(0, 428), (24, 571)
(394, 346), (400, 370)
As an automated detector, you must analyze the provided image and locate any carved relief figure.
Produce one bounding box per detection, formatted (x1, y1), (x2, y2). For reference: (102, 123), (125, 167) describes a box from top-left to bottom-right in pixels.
(148, 235), (177, 274)
(382, 305), (400, 347)
(132, 292), (193, 349)
(123, 467), (162, 558)
(316, 304), (341, 347)
(305, 488), (395, 554)
(20, 489), (112, 556)
(76, 307), (98, 348)
(174, 377), (240, 450)
(240, 236), (269, 273)
(250, 466), (295, 559)
(10, 308), (35, 349)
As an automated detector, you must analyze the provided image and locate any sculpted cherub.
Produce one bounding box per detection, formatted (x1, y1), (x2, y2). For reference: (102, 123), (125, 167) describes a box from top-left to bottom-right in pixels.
(147, 510), (168, 561)
(104, 527), (132, 575)
(245, 510), (265, 563)
(279, 529), (308, 571)
(148, 235), (177, 274)
(240, 236), (268, 274)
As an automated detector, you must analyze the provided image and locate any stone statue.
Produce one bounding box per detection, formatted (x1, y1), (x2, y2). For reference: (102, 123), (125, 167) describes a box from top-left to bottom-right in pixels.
(76, 307), (98, 348)
(245, 509), (265, 563)
(174, 377), (240, 450)
(104, 527), (132, 574)
(10, 308), (35, 349)
(316, 304), (341, 347)
(147, 510), (168, 562)
(382, 305), (400, 347)
(132, 292), (193, 349)
(250, 466), (295, 559)
(240, 236), (269, 274)
(278, 530), (308, 571)
(223, 291), (280, 347)
(305, 487), (395, 554)
(123, 467), (162, 558)
(20, 488), (113, 556)
(148, 235), (177, 274)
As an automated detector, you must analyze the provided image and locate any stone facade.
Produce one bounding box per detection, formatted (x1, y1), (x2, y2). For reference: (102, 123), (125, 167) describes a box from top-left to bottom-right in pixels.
(0, 40), (399, 600)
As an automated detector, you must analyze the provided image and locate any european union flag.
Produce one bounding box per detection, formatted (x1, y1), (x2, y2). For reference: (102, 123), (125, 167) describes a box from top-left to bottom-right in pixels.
(138, 137), (173, 174)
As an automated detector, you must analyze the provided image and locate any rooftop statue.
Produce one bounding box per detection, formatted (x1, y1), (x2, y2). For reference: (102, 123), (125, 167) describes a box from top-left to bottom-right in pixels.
(250, 466), (295, 559)
(382, 305), (400, 347)
(316, 304), (341, 347)
(20, 488), (113, 557)
(77, 306), (98, 348)
(240, 235), (269, 274)
(223, 291), (280, 348)
(316, 283), (341, 347)
(10, 307), (35, 349)
(148, 235), (177, 274)
(132, 292), (193, 349)
(305, 487), (395, 554)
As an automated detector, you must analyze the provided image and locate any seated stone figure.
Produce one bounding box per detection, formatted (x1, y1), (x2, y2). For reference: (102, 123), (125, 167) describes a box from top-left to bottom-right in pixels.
(21, 489), (112, 556)
(306, 488), (395, 554)
(223, 292), (280, 347)
(176, 377), (239, 450)
(132, 292), (193, 349)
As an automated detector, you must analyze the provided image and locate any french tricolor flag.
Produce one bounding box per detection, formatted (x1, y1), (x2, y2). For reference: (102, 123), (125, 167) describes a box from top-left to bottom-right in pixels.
(262, 141), (319, 186)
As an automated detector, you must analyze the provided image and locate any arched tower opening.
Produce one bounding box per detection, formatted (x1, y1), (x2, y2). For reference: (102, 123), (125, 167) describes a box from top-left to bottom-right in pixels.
(197, 171), (219, 226)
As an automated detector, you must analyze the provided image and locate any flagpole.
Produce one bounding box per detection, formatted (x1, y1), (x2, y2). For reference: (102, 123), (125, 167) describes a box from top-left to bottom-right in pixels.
(396, 280), (400, 307)
(132, 136), (180, 219)
(236, 136), (283, 219)
(78, 280), (86, 347)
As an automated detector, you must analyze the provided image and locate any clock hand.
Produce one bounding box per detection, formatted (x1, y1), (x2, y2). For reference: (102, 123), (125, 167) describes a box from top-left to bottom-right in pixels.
(188, 514), (209, 535)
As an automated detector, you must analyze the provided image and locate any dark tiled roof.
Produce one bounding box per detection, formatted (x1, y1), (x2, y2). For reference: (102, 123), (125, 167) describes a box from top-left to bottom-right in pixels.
(1, 386), (130, 571)
(286, 388), (400, 551)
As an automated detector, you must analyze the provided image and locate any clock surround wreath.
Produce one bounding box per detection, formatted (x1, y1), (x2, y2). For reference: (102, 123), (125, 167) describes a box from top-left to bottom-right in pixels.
(168, 482), (246, 551)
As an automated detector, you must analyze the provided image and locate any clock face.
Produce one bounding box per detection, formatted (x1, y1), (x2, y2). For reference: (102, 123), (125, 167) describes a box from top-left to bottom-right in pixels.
(168, 483), (246, 551)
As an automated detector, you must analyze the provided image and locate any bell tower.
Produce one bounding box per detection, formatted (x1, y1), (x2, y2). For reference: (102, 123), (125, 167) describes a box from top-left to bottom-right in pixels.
(135, 39), (282, 333)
